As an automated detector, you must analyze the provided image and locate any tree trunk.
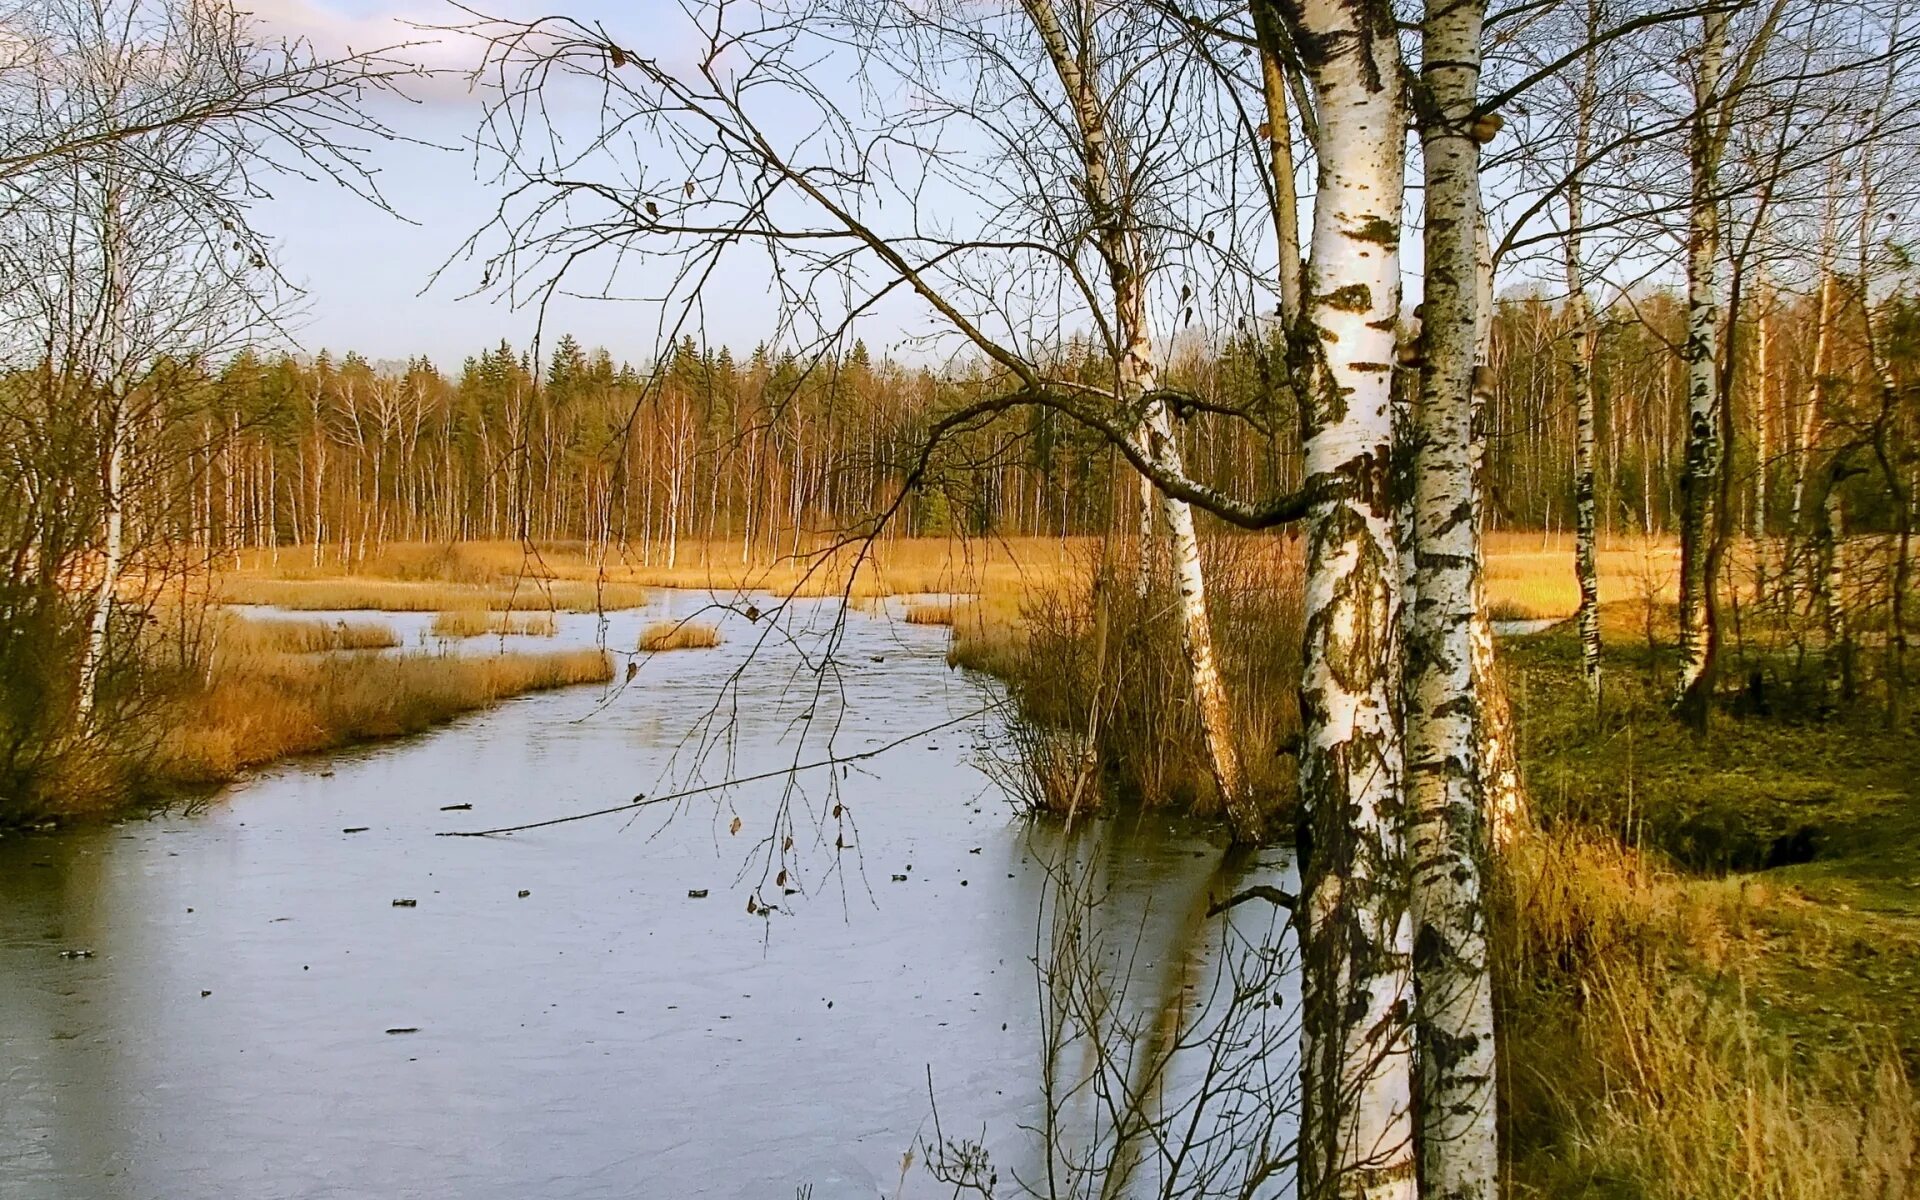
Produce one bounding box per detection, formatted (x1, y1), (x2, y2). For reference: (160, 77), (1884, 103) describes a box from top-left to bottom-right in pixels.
(1565, 28), (1603, 706)
(1471, 220), (1530, 845)
(1675, 10), (1729, 728)
(1409, 4), (1499, 1192)
(1020, 0), (1250, 834)
(78, 176), (131, 724)
(1266, 0), (1417, 1193)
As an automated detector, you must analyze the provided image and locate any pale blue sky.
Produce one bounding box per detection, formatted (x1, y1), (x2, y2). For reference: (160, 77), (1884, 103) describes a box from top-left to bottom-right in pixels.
(250, 0), (1452, 373)
(254, 0), (798, 368)
(250, 0), (1303, 372)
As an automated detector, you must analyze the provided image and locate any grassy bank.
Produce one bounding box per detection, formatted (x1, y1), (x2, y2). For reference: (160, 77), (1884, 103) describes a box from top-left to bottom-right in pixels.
(221, 536), (1080, 604)
(430, 609), (558, 638)
(950, 541), (1304, 825)
(219, 532), (1680, 616)
(153, 639), (611, 786)
(947, 542), (1917, 1194)
(218, 575), (649, 612)
(1495, 615), (1920, 1196)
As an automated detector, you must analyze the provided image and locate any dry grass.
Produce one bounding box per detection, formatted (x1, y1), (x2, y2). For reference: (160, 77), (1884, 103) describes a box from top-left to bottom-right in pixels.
(956, 540), (1303, 826)
(429, 609), (559, 639)
(226, 534), (1687, 623)
(637, 620), (723, 652)
(216, 576), (648, 613)
(904, 601), (956, 626)
(1497, 829), (1919, 1199)
(228, 537), (1086, 602)
(1493, 621), (1920, 1197)
(218, 614), (399, 654)
(1480, 530), (1681, 620)
(154, 645), (611, 784)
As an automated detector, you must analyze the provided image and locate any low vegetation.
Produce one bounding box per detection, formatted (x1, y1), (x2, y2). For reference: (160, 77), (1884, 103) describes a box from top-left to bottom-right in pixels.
(955, 540), (1303, 827)
(155, 642), (611, 786)
(1494, 616), (1920, 1196)
(218, 614), (399, 653)
(217, 575), (648, 613)
(903, 601), (955, 626)
(430, 609), (558, 638)
(637, 620), (723, 652)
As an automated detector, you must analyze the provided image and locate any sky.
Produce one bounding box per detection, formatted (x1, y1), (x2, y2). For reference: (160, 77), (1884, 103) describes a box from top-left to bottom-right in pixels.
(250, 0), (794, 369)
(246, 0), (1311, 373)
(246, 0), (1454, 374)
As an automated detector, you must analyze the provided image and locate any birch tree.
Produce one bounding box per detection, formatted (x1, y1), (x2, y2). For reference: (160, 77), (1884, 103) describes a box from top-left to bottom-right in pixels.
(1406, 0), (1499, 1189)
(1673, 0), (1787, 725)
(1018, 0), (1251, 830)
(1245, 0), (1417, 1192)
(1561, 0), (1607, 705)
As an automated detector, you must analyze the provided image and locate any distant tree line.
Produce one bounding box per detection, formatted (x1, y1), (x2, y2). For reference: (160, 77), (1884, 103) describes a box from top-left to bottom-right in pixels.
(99, 276), (1918, 569)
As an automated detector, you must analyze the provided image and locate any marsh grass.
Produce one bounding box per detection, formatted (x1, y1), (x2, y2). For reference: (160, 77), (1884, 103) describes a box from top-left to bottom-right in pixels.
(637, 620), (723, 652)
(228, 534), (1683, 622)
(1496, 625), (1920, 1197)
(154, 645), (611, 784)
(217, 576), (648, 612)
(904, 601), (956, 626)
(231, 537), (1089, 602)
(219, 614), (399, 653)
(1496, 828), (1919, 1199)
(430, 609), (559, 639)
(955, 539), (1302, 825)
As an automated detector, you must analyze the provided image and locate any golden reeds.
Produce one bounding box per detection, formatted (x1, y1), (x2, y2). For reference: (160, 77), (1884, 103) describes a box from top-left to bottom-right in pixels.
(155, 646), (611, 784)
(218, 614), (399, 653)
(637, 621), (723, 652)
(430, 609), (559, 638)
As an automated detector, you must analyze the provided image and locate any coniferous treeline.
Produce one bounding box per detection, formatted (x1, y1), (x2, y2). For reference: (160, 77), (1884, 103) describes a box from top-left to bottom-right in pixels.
(109, 279), (1917, 567)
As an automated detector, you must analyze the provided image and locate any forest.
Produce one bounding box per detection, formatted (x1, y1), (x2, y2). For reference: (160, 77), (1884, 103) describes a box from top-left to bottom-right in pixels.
(1, 0), (1918, 1198)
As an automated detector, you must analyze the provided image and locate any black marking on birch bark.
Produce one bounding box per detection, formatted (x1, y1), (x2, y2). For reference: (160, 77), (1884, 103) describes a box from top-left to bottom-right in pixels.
(1323, 283), (1372, 312)
(1351, 215), (1399, 247)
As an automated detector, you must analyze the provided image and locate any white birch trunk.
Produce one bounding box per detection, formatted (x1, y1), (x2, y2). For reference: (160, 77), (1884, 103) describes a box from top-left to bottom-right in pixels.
(1790, 268), (1834, 534)
(1408, 5), (1499, 1192)
(1469, 219), (1529, 845)
(1565, 29), (1603, 705)
(1277, 1), (1416, 1193)
(1676, 10), (1732, 723)
(77, 174), (130, 724)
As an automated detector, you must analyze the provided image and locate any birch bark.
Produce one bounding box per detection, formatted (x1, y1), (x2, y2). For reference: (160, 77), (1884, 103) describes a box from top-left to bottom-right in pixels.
(1564, 14), (1603, 705)
(1675, 10), (1729, 726)
(1261, 0), (1416, 1192)
(77, 166), (129, 724)
(1408, 1), (1499, 1191)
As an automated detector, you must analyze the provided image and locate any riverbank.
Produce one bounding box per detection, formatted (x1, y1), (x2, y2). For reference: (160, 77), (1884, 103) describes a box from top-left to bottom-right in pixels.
(1496, 613), (1920, 1196)
(215, 532), (1681, 617)
(4, 615), (612, 828)
(946, 559), (1919, 1194)
(152, 639), (613, 790)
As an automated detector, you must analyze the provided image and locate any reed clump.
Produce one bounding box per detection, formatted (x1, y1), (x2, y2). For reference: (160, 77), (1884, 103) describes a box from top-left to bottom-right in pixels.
(637, 620), (723, 652)
(430, 609), (559, 638)
(153, 645), (611, 784)
(219, 614), (399, 653)
(903, 601), (955, 626)
(956, 540), (1302, 827)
